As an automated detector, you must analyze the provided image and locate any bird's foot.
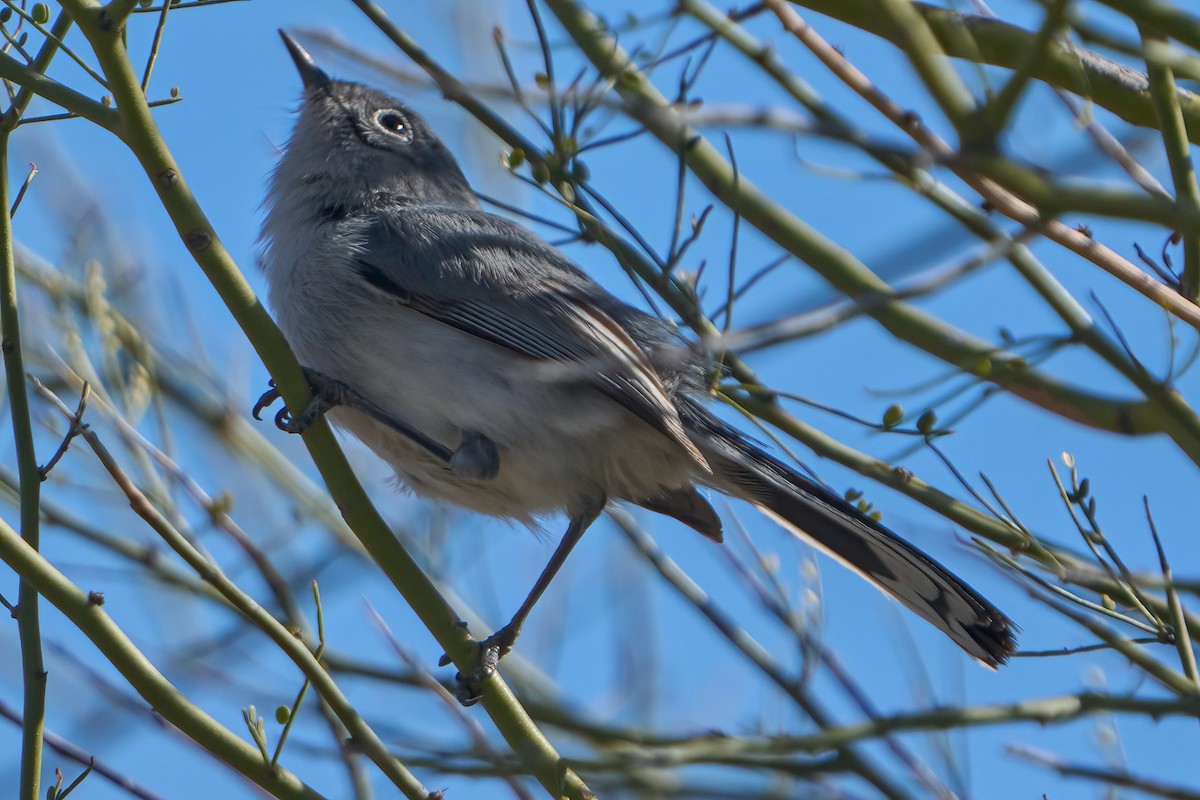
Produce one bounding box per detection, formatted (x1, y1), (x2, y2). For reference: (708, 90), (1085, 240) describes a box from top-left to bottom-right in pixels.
(252, 368), (346, 434)
(448, 623), (520, 707)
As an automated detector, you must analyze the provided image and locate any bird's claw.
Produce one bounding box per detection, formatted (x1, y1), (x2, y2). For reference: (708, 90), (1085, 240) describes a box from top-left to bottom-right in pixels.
(252, 373), (328, 435)
(454, 644), (502, 706)
(450, 625), (518, 707)
(274, 405), (299, 433)
(252, 379), (279, 421)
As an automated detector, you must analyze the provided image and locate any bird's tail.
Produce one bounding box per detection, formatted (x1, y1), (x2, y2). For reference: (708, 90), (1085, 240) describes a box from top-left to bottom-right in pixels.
(682, 400), (1016, 667)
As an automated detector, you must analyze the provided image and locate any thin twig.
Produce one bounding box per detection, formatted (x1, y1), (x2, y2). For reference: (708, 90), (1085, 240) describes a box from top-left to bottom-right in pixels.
(1014, 638), (1163, 658)
(1010, 744), (1200, 799)
(271, 581), (326, 768)
(1141, 27), (1200, 299)
(1146, 497), (1200, 688)
(8, 159), (34, 217)
(0, 701), (167, 800)
(139, 0), (173, 91)
(35, 379), (89, 480)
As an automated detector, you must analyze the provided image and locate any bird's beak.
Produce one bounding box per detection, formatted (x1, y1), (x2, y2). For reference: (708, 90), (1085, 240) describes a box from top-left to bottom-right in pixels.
(278, 30), (331, 91)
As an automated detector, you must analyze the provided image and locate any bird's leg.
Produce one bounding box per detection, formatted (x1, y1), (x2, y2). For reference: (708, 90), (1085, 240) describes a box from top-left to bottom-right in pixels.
(454, 499), (606, 706)
(253, 369), (499, 478)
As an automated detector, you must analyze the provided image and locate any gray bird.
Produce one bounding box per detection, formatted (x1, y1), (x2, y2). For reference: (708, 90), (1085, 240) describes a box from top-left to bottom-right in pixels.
(257, 32), (1014, 702)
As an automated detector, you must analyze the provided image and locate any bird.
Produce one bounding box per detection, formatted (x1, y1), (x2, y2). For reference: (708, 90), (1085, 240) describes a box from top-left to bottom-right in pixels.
(256, 31), (1015, 703)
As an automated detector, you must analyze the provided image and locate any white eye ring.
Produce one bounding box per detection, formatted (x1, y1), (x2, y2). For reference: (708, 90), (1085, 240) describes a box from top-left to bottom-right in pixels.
(374, 109), (413, 143)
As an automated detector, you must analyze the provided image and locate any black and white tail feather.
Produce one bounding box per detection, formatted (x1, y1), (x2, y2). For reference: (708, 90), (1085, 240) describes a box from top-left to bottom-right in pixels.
(679, 399), (1016, 667)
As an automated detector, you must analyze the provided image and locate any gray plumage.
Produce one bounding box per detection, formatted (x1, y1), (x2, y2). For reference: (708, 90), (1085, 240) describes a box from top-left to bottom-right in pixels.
(260, 34), (1014, 668)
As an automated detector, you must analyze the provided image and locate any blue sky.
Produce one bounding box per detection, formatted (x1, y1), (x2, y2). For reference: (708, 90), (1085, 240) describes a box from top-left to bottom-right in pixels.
(2, 1), (1198, 798)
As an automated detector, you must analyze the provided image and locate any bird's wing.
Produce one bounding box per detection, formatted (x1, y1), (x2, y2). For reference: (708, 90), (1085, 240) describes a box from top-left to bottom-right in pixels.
(352, 208), (708, 469)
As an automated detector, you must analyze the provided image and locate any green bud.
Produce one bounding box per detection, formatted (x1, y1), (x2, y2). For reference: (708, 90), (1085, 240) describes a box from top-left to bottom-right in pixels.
(209, 490), (232, 519)
(275, 705), (290, 724)
(882, 404), (903, 428)
(916, 410), (937, 434)
(32, 3), (49, 24)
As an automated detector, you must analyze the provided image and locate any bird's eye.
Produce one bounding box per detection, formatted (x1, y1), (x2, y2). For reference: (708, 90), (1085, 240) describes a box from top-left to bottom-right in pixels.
(374, 109), (413, 143)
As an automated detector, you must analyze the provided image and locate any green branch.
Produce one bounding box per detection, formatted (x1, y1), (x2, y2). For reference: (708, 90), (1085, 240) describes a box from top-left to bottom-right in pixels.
(872, 0), (975, 131)
(0, 11), (83, 798)
(0, 516), (327, 800)
(2, 125), (46, 800)
(659, 691), (1200, 760)
(1095, 0), (1200, 52)
(965, 153), (1200, 232)
(0, 50), (119, 132)
(791, 0), (1200, 143)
